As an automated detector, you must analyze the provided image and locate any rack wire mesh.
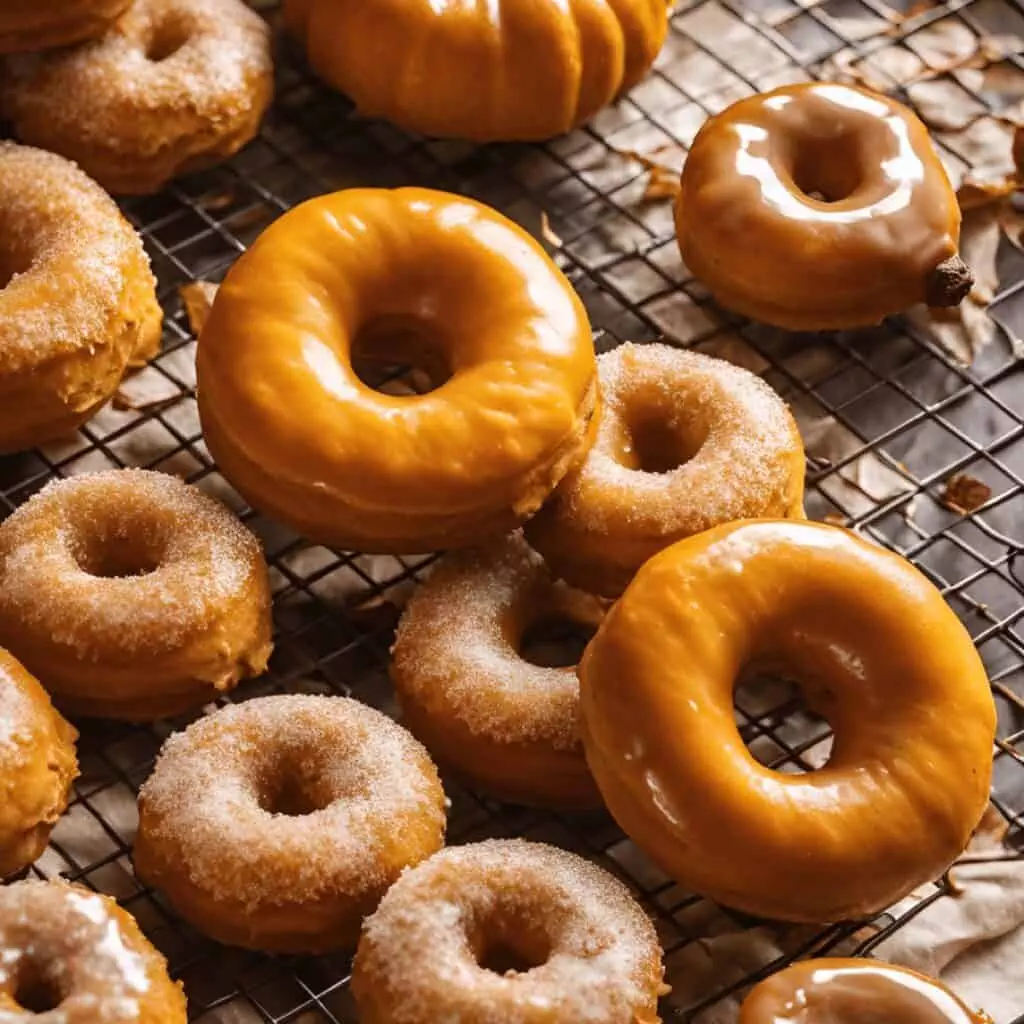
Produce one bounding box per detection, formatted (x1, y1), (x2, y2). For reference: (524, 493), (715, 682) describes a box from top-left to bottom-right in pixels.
(3, 0), (1024, 1019)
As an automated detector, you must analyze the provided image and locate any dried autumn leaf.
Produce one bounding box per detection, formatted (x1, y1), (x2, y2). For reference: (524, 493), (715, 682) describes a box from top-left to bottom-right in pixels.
(179, 281), (219, 336)
(540, 211), (563, 248)
(642, 165), (682, 201)
(940, 472), (992, 514)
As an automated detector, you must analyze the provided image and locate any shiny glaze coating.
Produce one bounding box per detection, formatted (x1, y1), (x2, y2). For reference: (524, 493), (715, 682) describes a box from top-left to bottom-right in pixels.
(197, 187), (598, 553)
(676, 83), (966, 330)
(284, 0), (669, 142)
(0, 880), (186, 1023)
(0, 0), (129, 53)
(0, 649), (78, 879)
(579, 520), (996, 922)
(740, 959), (988, 1024)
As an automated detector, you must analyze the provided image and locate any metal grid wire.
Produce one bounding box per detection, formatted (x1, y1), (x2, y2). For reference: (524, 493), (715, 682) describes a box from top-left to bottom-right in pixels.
(3, 0), (1024, 1019)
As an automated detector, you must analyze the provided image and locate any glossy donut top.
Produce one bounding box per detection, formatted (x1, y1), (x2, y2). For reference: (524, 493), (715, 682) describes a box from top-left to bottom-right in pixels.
(676, 83), (964, 330)
(740, 959), (988, 1024)
(197, 187), (596, 516)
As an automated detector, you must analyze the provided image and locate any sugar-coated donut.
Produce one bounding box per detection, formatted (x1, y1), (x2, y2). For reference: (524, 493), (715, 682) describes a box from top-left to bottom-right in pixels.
(353, 840), (666, 1024)
(197, 187), (598, 553)
(136, 695), (447, 953)
(526, 343), (805, 597)
(0, 0), (129, 54)
(0, 880), (186, 1023)
(2, 0), (273, 196)
(579, 520), (996, 922)
(0, 470), (273, 722)
(392, 533), (606, 809)
(740, 959), (988, 1024)
(0, 649), (78, 880)
(676, 83), (971, 330)
(0, 144), (161, 453)
(284, 0), (669, 142)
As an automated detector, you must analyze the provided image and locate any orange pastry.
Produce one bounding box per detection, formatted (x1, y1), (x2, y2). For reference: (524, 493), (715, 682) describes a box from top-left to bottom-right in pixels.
(136, 695), (447, 953)
(0, 880), (187, 1023)
(353, 840), (666, 1024)
(0, 649), (78, 880)
(740, 959), (989, 1024)
(676, 83), (971, 330)
(197, 187), (598, 553)
(2, 0), (274, 196)
(284, 0), (670, 141)
(0, 143), (161, 452)
(527, 343), (805, 596)
(0, 470), (273, 721)
(579, 520), (996, 922)
(0, 0), (129, 53)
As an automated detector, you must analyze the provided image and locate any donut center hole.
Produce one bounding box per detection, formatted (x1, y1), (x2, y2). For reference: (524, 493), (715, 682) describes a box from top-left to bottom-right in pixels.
(520, 616), (596, 668)
(474, 916), (552, 977)
(790, 137), (864, 203)
(352, 317), (453, 396)
(13, 964), (63, 1015)
(0, 248), (32, 291)
(74, 534), (164, 579)
(258, 752), (340, 817)
(145, 18), (191, 62)
(621, 412), (707, 475)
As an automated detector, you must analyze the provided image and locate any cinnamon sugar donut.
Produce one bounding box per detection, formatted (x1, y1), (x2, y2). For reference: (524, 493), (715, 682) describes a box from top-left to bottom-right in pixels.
(0, 649), (78, 880)
(2, 0), (273, 196)
(0, 470), (273, 721)
(352, 840), (666, 1024)
(392, 533), (606, 809)
(136, 695), (447, 953)
(0, 0), (130, 54)
(526, 343), (805, 597)
(0, 144), (161, 453)
(0, 880), (187, 1023)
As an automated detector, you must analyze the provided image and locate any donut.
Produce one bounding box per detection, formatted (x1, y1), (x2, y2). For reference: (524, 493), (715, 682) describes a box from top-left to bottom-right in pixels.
(0, 469), (273, 722)
(2, 0), (274, 196)
(675, 82), (972, 330)
(0, 880), (186, 1023)
(135, 695), (447, 953)
(0, 649), (78, 880)
(197, 187), (599, 553)
(352, 840), (666, 1024)
(0, 0), (129, 54)
(284, 0), (669, 142)
(392, 533), (606, 809)
(740, 959), (988, 1024)
(578, 520), (996, 922)
(0, 144), (161, 453)
(526, 343), (805, 597)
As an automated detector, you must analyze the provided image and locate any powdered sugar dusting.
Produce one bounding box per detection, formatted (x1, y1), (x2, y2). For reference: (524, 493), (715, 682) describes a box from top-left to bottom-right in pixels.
(354, 840), (664, 1024)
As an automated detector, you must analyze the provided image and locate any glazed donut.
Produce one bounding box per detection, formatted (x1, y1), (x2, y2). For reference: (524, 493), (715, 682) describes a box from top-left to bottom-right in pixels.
(352, 840), (666, 1024)
(0, 144), (161, 453)
(197, 187), (598, 553)
(0, 649), (78, 879)
(579, 520), (996, 922)
(284, 0), (669, 142)
(675, 83), (971, 330)
(0, 469), (273, 722)
(740, 959), (987, 1024)
(526, 343), (805, 597)
(0, 0), (129, 54)
(0, 880), (186, 1023)
(392, 533), (606, 809)
(2, 0), (273, 196)
(136, 695), (447, 953)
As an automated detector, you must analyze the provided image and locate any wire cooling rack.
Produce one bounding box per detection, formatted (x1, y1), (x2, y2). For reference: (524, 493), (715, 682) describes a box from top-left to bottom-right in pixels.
(3, 0), (1024, 1020)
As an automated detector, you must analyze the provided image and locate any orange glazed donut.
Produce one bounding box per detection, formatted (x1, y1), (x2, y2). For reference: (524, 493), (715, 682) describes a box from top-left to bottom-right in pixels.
(0, 0), (129, 54)
(0, 470), (273, 721)
(579, 520), (996, 923)
(197, 187), (599, 553)
(392, 533), (606, 809)
(136, 695), (447, 953)
(352, 840), (666, 1024)
(676, 83), (971, 330)
(740, 959), (988, 1024)
(0, 649), (78, 879)
(0, 880), (186, 1023)
(526, 343), (805, 597)
(2, 0), (273, 196)
(0, 144), (161, 453)
(284, 0), (670, 142)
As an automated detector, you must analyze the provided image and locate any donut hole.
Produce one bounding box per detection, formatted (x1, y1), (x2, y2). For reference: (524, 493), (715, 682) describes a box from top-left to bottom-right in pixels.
(12, 963), (64, 1015)
(0, 243), (33, 291)
(520, 616), (596, 669)
(352, 316), (453, 396)
(473, 914), (553, 977)
(790, 136), (865, 203)
(257, 748), (343, 817)
(73, 533), (165, 579)
(145, 16), (192, 62)
(617, 403), (708, 475)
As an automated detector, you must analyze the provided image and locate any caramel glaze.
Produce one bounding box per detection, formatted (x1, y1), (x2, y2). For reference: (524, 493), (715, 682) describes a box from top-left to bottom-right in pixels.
(675, 83), (969, 331)
(740, 960), (989, 1024)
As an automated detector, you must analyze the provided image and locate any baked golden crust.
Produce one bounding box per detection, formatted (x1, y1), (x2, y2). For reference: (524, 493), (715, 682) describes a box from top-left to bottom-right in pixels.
(0, 0), (130, 54)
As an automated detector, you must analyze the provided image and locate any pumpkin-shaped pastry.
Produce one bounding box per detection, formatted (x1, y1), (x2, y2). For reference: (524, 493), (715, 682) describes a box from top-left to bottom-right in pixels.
(284, 0), (671, 141)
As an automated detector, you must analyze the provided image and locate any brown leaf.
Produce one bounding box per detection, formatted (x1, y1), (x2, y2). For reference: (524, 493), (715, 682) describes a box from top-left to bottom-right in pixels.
(940, 472), (992, 514)
(540, 211), (563, 248)
(642, 165), (682, 202)
(179, 281), (220, 336)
